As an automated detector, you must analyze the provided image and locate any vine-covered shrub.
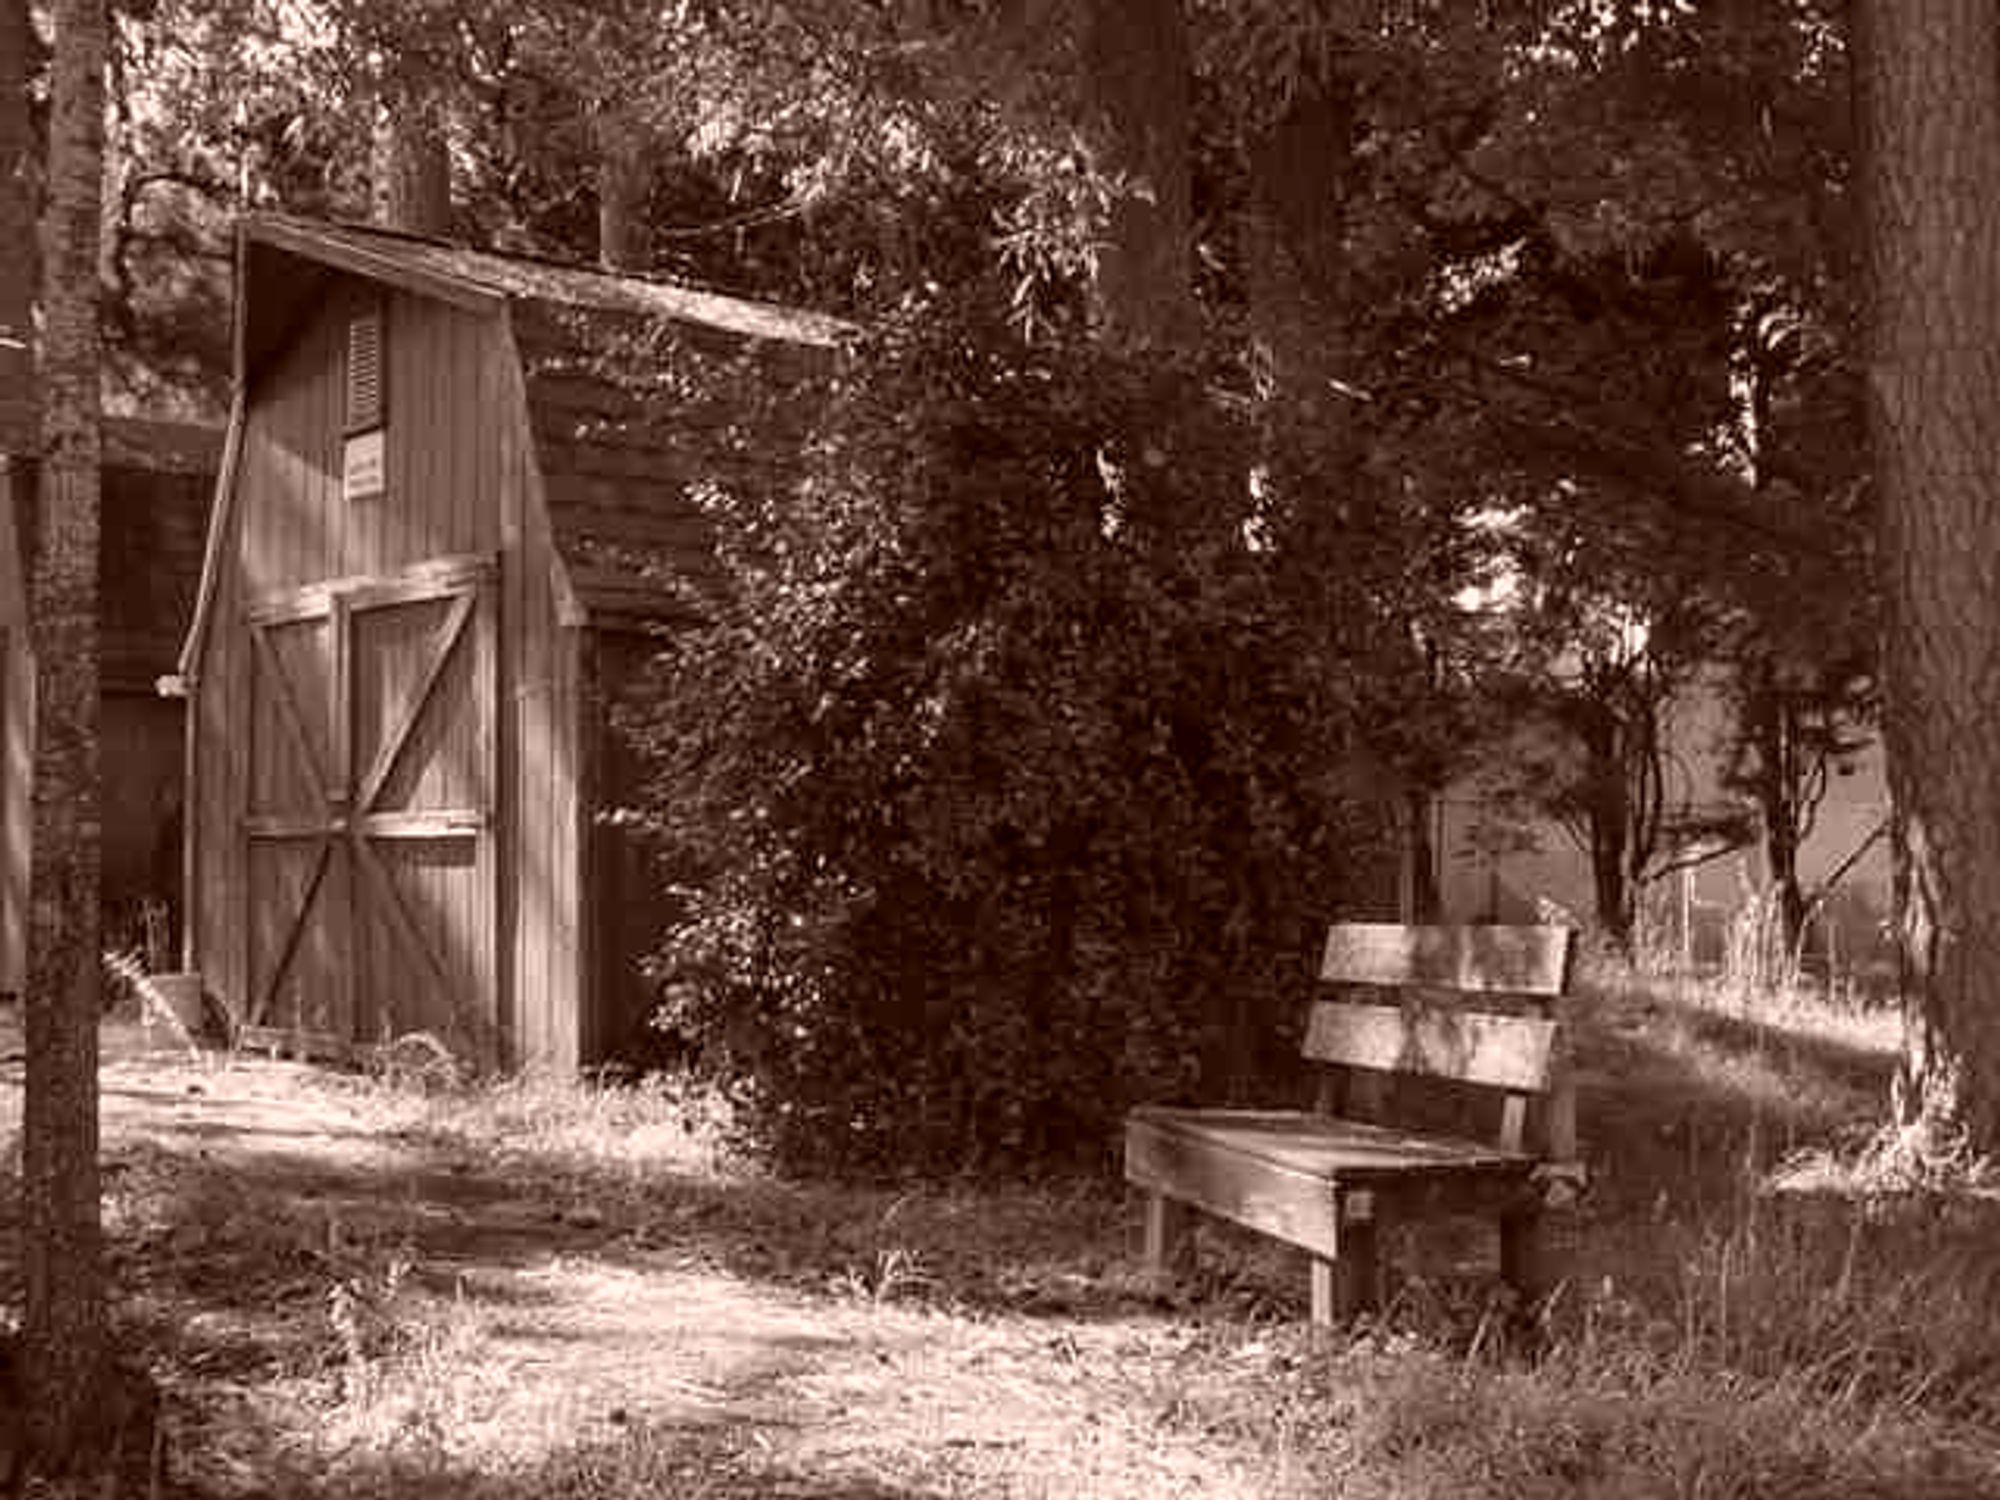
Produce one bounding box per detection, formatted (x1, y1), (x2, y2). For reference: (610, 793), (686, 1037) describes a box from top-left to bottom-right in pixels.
(621, 293), (1427, 1176)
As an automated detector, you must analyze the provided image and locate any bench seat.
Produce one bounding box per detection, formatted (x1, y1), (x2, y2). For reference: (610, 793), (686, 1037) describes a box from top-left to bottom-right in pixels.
(1124, 923), (1579, 1325)
(1127, 1106), (1540, 1267)
(1130, 1106), (1535, 1180)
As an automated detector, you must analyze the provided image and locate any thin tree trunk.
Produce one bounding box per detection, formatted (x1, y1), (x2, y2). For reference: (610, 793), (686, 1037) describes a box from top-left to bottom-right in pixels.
(1853, 0), (2000, 1154)
(1080, 0), (1194, 347)
(1591, 816), (1633, 956)
(0, 0), (31, 408)
(1243, 72), (1356, 399)
(20, 0), (109, 1471)
(370, 61), (453, 237)
(596, 112), (650, 272)
(1577, 703), (1636, 954)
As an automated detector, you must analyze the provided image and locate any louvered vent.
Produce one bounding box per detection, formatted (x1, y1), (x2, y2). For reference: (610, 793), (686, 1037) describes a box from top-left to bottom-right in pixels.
(345, 304), (385, 432)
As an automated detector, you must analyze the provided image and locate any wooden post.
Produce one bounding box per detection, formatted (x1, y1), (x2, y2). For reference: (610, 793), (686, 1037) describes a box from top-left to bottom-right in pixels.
(1336, 1190), (1380, 1318)
(1498, 1208), (1542, 1303)
(1142, 1190), (1193, 1289)
(1309, 1256), (1337, 1329)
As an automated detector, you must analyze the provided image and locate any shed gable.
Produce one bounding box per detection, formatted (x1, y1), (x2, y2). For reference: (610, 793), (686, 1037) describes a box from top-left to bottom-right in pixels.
(182, 213), (849, 1072)
(235, 276), (506, 598)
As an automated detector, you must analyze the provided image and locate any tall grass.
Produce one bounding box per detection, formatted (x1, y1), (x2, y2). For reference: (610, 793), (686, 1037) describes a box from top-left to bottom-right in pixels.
(56, 960), (2000, 1499)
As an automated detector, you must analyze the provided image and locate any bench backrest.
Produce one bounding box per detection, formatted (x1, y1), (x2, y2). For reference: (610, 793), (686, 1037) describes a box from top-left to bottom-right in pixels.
(1306, 922), (1577, 1152)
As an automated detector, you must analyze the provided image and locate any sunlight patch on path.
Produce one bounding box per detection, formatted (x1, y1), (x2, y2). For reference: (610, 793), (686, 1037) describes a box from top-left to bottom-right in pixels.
(0, 1020), (1296, 1498)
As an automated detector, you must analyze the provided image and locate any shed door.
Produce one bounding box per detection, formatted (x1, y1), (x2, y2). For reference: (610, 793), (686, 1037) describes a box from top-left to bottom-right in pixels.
(244, 561), (498, 1061)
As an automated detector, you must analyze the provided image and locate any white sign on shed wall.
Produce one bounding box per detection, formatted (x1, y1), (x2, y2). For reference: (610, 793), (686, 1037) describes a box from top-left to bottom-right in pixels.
(343, 428), (385, 501)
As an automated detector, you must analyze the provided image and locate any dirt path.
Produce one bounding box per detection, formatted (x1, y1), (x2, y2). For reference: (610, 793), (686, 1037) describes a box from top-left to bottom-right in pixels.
(1, 1016), (1305, 1499)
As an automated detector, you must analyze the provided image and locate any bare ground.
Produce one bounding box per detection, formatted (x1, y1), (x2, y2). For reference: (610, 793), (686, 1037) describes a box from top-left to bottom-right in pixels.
(6, 981), (2000, 1499)
(0, 1013), (1311, 1498)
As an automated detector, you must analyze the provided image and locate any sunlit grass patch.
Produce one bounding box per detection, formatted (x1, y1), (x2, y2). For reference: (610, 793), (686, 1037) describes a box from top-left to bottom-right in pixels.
(376, 1064), (741, 1183)
(10, 975), (2000, 1498)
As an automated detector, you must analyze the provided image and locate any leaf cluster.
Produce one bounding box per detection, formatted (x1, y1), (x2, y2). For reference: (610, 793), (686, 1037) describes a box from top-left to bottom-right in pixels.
(617, 288), (1434, 1176)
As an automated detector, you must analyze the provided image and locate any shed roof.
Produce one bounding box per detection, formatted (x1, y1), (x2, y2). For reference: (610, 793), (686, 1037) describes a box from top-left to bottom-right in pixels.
(248, 216), (851, 345)
(238, 215), (851, 376)
(222, 216), (848, 633)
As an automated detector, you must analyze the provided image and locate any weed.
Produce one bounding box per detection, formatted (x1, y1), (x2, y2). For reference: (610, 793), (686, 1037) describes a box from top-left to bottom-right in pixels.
(14, 973), (2000, 1499)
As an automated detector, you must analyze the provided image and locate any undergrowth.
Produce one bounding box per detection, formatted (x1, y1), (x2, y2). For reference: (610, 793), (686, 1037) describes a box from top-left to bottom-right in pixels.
(310, 967), (2000, 1496)
(10, 966), (1999, 1498)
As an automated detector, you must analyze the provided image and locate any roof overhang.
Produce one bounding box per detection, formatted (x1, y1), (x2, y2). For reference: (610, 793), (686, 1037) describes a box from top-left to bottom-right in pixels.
(236, 217), (508, 381)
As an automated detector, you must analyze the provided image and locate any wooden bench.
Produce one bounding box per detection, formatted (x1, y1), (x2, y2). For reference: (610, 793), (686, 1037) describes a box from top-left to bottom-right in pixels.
(1125, 922), (1581, 1325)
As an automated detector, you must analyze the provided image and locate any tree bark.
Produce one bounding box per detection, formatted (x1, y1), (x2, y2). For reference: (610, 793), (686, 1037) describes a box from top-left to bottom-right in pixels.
(1243, 73), (1357, 400)
(1743, 682), (1813, 959)
(1853, 0), (2000, 1154)
(1080, 0), (1194, 347)
(0, 0), (32, 409)
(20, 0), (109, 1472)
(596, 111), (650, 273)
(370, 61), (453, 237)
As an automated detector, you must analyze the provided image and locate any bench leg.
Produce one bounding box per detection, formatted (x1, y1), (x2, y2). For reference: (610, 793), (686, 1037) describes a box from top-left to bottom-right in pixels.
(1142, 1191), (1193, 1288)
(1307, 1216), (1381, 1334)
(1310, 1256), (1337, 1328)
(1337, 1217), (1381, 1319)
(1499, 1208), (1542, 1306)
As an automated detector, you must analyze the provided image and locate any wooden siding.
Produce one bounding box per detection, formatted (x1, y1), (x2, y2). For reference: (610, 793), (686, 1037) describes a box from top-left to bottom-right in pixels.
(496, 310), (583, 1070)
(582, 626), (677, 1066)
(99, 465), (209, 691)
(193, 227), (840, 1071)
(101, 695), (182, 939)
(236, 280), (501, 599)
(0, 453), (206, 991)
(199, 277), (516, 1055)
(191, 482), (250, 1016)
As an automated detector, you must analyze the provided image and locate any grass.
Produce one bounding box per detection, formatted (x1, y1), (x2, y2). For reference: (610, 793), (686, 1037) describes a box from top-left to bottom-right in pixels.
(4, 966), (2000, 1497)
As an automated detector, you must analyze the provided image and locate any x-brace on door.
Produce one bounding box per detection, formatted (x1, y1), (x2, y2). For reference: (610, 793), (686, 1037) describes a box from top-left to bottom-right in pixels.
(243, 558), (498, 1061)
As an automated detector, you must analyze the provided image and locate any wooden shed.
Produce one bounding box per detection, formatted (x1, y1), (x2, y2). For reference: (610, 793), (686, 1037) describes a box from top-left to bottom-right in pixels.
(0, 412), (220, 995)
(178, 215), (846, 1070)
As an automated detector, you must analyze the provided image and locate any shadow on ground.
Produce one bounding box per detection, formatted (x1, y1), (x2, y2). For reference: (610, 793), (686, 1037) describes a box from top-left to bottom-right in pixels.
(1570, 979), (1895, 1218)
(0, 977), (1910, 1357)
(175, 1413), (950, 1500)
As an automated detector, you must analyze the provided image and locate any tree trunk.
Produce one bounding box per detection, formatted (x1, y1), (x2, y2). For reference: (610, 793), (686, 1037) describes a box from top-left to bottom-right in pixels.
(1853, 0), (2000, 1154)
(596, 111), (650, 272)
(370, 62), (453, 237)
(1758, 708), (1810, 961)
(19, 0), (109, 1472)
(1080, 0), (1194, 347)
(1404, 788), (1441, 922)
(1590, 810), (1634, 956)
(0, 0), (32, 410)
(1574, 700), (1636, 954)
(1243, 73), (1357, 399)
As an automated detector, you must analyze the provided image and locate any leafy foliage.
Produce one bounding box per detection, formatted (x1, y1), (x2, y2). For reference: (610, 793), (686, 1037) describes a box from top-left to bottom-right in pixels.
(620, 291), (1426, 1176)
(73, 0), (1893, 1146)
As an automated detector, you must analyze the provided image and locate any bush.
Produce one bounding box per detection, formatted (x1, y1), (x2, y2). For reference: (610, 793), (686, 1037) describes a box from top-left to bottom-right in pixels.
(621, 290), (1442, 1175)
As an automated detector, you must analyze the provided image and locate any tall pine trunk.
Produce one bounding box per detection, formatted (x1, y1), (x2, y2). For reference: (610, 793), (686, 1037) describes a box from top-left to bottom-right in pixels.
(1080, 0), (1194, 347)
(1853, 1), (2000, 1154)
(20, 0), (109, 1470)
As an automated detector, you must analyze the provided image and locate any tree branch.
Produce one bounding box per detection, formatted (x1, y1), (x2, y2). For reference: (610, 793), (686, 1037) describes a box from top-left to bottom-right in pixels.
(1437, 353), (1848, 560)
